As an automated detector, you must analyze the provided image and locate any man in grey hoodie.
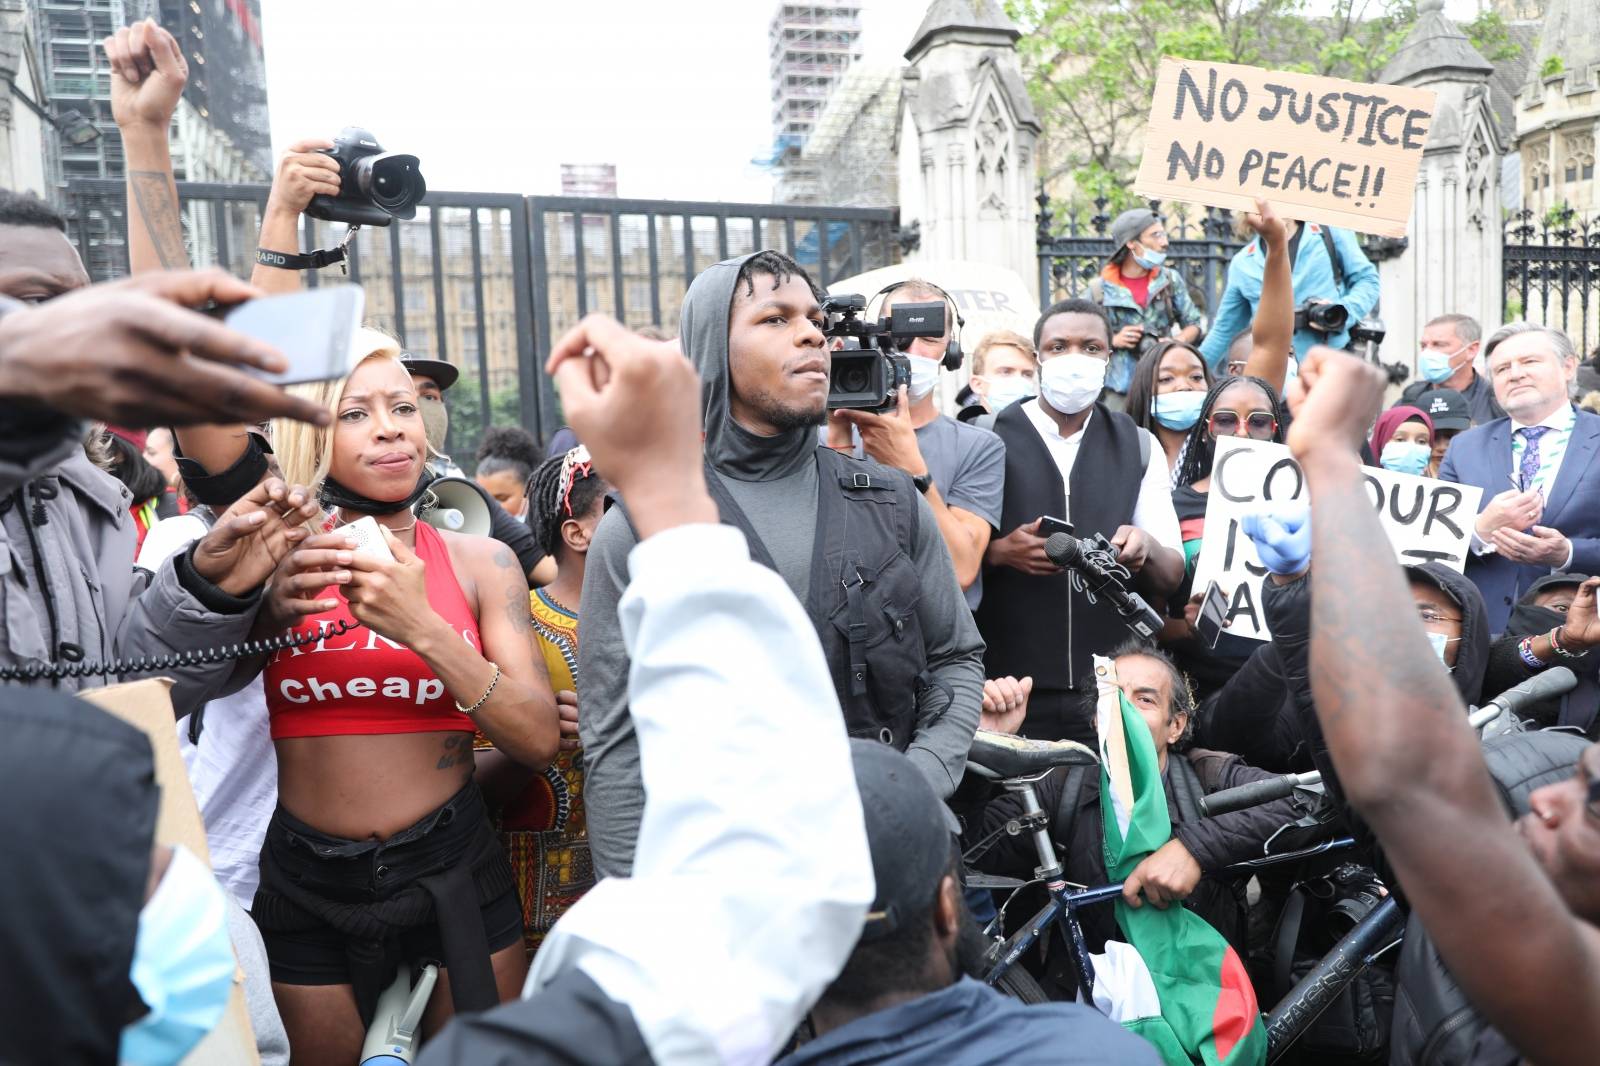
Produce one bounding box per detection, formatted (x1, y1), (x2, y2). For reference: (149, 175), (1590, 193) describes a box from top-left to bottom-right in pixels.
(579, 250), (986, 878)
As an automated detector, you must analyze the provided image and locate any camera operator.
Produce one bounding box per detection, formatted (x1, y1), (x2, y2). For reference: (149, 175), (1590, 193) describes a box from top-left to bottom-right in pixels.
(579, 251), (985, 879)
(1288, 346), (1600, 1066)
(1199, 215), (1378, 374)
(973, 297), (1184, 745)
(1092, 209), (1203, 411)
(826, 279), (1006, 609)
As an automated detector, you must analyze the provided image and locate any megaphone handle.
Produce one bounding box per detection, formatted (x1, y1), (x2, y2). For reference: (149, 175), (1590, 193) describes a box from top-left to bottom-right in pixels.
(397, 964), (439, 1039)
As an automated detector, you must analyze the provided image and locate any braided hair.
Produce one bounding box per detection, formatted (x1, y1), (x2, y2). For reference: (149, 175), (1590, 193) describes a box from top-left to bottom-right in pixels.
(1174, 374), (1289, 489)
(528, 448), (608, 559)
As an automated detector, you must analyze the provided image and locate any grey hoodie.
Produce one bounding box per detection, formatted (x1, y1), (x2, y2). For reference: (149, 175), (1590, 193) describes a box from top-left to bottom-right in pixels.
(0, 416), (258, 715)
(578, 254), (986, 878)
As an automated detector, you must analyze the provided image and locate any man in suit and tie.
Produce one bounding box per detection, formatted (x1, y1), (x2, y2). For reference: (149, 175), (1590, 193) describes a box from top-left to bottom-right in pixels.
(1439, 323), (1600, 632)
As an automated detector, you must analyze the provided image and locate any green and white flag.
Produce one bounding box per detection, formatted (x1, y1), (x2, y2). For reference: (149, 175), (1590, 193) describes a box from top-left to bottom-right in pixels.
(1093, 655), (1267, 1066)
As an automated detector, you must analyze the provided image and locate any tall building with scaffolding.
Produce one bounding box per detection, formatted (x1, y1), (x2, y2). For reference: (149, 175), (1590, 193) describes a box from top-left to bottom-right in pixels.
(768, 2), (861, 204)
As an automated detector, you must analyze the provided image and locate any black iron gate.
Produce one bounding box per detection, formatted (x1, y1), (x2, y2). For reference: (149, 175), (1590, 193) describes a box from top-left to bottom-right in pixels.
(1503, 205), (1600, 358)
(59, 180), (898, 462)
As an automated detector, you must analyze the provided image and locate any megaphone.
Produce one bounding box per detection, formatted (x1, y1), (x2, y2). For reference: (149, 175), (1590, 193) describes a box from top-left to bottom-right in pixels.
(360, 963), (438, 1065)
(417, 476), (493, 537)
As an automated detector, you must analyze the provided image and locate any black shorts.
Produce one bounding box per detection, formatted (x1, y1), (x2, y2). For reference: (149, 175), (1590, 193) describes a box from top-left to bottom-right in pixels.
(253, 779), (524, 988)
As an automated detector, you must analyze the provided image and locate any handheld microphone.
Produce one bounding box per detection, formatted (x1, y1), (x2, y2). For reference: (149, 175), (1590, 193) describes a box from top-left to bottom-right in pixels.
(1044, 532), (1165, 640)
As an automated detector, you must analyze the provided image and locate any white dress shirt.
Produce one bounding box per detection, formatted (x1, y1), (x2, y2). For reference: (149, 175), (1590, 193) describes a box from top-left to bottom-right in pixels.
(1020, 399), (1184, 555)
(523, 524), (873, 1065)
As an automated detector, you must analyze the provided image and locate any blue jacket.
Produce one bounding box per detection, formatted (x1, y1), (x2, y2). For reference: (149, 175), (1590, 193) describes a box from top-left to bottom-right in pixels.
(1198, 223), (1380, 373)
(777, 978), (1162, 1066)
(1438, 407), (1600, 632)
(1095, 262), (1203, 394)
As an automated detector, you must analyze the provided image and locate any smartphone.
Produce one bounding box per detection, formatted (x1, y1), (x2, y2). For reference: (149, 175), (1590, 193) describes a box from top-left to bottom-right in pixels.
(222, 285), (365, 385)
(341, 515), (394, 563)
(1196, 580), (1229, 649)
(1038, 516), (1074, 539)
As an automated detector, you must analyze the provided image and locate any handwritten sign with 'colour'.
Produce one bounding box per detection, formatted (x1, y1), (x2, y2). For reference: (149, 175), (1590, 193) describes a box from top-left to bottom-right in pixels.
(1134, 58), (1437, 237)
(1190, 438), (1481, 641)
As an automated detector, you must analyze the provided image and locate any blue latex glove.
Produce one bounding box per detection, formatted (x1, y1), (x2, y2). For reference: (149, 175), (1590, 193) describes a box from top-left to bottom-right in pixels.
(1239, 503), (1311, 576)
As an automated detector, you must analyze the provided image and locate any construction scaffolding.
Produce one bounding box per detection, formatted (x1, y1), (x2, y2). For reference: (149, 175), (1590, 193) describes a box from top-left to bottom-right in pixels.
(801, 62), (902, 209)
(767, 1), (862, 203)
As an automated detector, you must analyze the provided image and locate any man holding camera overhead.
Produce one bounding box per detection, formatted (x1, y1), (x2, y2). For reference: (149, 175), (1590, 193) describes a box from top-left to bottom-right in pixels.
(825, 279), (1006, 611)
(578, 250), (986, 879)
(1198, 214), (1379, 375)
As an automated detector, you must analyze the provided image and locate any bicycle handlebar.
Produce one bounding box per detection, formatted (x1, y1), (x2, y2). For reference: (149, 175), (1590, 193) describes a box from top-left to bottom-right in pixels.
(1199, 772), (1317, 817)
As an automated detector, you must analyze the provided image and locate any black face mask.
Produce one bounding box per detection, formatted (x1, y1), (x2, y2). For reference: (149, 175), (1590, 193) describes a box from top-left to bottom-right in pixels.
(319, 472), (433, 516)
(1506, 603), (1567, 640)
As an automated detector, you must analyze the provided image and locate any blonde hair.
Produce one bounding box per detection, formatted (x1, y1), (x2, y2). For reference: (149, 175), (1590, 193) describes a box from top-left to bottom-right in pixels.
(971, 330), (1036, 375)
(271, 327), (404, 492)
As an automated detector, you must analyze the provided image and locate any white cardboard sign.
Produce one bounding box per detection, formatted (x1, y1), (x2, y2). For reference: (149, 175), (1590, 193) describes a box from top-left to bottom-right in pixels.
(1191, 438), (1482, 641)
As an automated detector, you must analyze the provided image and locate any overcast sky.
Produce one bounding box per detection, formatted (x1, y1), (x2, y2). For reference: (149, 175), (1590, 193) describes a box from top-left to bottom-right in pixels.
(260, 0), (934, 204)
(260, 0), (1493, 203)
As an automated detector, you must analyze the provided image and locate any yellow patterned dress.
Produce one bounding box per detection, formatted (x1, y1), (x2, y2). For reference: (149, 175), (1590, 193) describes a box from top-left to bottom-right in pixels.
(476, 588), (594, 957)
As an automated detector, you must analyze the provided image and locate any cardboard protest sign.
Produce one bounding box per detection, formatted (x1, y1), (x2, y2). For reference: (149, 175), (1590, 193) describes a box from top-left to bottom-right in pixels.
(1134, 57), (1437, 237)
(82, 679), (262, 1066)
(1190, 438), (1482, 641)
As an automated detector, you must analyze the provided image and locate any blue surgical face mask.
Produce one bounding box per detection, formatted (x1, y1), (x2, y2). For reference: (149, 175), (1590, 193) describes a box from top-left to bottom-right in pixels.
(1427, 630), (1459, 668)
(984, 375), (1037, 412)
(120, 845), (237, 1066)
(1418, 345), (1467, 383)
(1151, 390), (1206, 431)
(1133, 244), (1167, 270)
(907, 354), (941, 401)
(1380, 439), (1431, 476)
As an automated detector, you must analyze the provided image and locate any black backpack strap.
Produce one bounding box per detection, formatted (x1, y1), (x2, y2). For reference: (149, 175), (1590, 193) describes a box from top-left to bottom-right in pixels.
(1273, 887), (1309, 1001)
(1318, 225), (1345, 291)
(1052, 764), (1091, 861)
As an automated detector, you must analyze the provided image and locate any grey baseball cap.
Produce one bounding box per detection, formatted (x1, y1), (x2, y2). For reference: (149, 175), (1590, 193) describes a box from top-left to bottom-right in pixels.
(850, 739), (954, 941)
(1110, 208), (1160, 254)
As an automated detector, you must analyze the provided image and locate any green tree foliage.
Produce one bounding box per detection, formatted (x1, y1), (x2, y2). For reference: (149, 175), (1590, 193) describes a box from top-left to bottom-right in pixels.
(1008, 0), (1523, 217)
(442, 378), (525, 475)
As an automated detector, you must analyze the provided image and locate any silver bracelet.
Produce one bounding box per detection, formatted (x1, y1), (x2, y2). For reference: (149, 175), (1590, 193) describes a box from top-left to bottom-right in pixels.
(456, 662), (500, 716)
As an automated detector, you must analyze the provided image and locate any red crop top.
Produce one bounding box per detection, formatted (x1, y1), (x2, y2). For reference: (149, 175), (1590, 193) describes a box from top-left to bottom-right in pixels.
(265, 520), (482, 739)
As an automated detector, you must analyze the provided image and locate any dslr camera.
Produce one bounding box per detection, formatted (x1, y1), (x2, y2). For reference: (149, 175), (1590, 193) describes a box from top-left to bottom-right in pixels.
(1293, 300), (1349, 334)
(306, 127), (427, 228)
(823, 295), (947, 411)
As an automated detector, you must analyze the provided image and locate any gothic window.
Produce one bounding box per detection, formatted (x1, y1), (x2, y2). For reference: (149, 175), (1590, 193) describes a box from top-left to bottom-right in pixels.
(973, 92), (1011, 212)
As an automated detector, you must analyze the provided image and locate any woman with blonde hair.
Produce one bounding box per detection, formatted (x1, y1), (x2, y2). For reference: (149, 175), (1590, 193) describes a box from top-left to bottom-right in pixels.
(184, 328), (558, 1064)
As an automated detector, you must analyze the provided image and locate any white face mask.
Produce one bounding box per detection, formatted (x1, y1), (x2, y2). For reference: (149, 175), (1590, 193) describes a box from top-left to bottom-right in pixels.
(1039, 354), (1108, 415)
(907, 354), (941, 401)
(984, 376), (1038, 412)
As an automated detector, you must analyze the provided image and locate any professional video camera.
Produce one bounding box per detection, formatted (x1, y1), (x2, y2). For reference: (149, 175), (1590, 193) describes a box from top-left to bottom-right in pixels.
(306, 127), (426, 228)
(823, 294), (947, 411)
(1293, 300), (1349, 335)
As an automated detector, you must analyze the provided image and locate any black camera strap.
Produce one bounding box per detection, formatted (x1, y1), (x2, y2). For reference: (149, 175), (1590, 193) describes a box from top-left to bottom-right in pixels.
(256, 224), (362, 273)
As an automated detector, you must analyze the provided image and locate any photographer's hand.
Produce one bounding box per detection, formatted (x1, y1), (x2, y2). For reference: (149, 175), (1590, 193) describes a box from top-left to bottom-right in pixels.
(253, 138), (341, 295)
(833, 386), (928, 477)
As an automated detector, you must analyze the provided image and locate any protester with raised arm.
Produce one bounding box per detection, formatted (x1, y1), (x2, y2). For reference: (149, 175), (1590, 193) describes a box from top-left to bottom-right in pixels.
(1289, 345), (1600, 1066)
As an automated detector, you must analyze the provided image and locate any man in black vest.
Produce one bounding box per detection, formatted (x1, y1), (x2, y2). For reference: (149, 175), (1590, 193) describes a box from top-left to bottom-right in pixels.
(578, 250), (986, 878)
(975, 299), (1184, 744)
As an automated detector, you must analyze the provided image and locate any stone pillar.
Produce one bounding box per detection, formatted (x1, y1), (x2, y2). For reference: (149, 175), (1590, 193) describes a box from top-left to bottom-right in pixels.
(1378, 0), (1504, 365)
(897, 0), (1041, 295)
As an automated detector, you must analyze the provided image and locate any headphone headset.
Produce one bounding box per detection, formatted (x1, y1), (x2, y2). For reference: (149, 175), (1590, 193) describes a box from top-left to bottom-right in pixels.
(868, 280), (966, 371)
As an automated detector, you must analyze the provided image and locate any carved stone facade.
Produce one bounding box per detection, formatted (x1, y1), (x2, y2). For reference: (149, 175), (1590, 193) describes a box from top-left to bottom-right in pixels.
(0, 0), (48, 195)
(1516, 0), (1599, 214)
(1379, 0), (1504, 358)
(895, 0), (1040, 294)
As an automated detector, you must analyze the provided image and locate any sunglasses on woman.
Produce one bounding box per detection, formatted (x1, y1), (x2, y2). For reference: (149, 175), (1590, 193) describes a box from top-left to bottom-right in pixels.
(1208, 410), (1278, 439)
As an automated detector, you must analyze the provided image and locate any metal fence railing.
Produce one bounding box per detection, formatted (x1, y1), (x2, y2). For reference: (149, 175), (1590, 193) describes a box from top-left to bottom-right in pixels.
(61, 180), (899, 464)
(1503, 205), (1600, 358)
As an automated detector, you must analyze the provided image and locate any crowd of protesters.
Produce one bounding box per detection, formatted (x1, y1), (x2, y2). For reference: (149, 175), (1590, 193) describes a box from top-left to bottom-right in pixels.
(3, 16), (1600, 1066)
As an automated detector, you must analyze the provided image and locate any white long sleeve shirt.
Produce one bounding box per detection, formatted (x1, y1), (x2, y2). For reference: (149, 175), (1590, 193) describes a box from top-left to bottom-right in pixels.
(522, 524), (873, 1065)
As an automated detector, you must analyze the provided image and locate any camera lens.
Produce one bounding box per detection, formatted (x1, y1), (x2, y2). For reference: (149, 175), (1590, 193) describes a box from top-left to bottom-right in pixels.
(354, 153), (426, 220)
(838, 366), (870, 394)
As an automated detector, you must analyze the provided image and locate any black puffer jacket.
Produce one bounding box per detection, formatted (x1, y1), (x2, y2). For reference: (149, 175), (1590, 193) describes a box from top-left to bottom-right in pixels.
(968, 748), (1299, 998)
(1389, 730), (1587, 1066)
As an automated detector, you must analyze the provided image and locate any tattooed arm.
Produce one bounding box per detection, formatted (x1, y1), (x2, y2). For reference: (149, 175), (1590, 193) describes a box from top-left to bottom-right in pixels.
(104, 21), (189, 273)
(1290, 347), (1600, 1066)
